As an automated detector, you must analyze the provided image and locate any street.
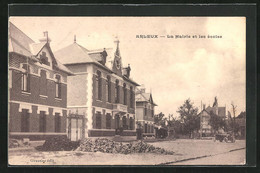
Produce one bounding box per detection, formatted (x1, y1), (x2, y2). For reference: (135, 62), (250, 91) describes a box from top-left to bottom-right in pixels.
(9, 139), (245, 165)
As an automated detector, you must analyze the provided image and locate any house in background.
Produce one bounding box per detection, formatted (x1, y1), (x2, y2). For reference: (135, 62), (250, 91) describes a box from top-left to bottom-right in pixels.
(198, 97), (226, 137)
(8, 22), (73, 140)
(54, 37), (139, 139)
(135, 86), (157, 137)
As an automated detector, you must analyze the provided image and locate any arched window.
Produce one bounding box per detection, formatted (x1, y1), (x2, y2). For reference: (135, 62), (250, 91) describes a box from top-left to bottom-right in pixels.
(55, 75), (61, 98)
(115, 80), (119, 103)
(123, 83), (127, 105)
(21, 64), (30, 92)
(96, 71), (102, 100)
(106, 76), (111, 102)
(130, 86), (133, 108)
(40, 70), (47, 95)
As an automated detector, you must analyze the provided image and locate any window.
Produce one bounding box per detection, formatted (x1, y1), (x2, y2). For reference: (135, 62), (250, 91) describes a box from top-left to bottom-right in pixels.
(55, 113), (61, 132)
(151, 107), (154, 117)
(96, 112), (102, 129)
(40, 51), (50, 66)
(106, 76), (111, 102)
(144, 104), (147, 116)
(122, 116), (127, 129)
(55, 75), (61, 98)
(115, 114), (120, 129)
(40, 70), (47, 95)
(21, 109), (30, 132)
(144, 123), (148, 133)
(130, 86), (133, 108)
(96, 71), (102, 100)
(129, 117), (133, 130)
(21, 64), (30, 92)
(106, 113), (111, 129)
(123, 83), (127, 105)
(39, 111), (46, 132)
(115, 80), (119, 103)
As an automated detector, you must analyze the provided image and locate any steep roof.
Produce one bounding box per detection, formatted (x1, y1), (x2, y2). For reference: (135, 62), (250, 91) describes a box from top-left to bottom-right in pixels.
(54, 43), (113, 73)
(9, 22), (34, 57)
(9, 22), (73, 75)
(54, 43), (94, 64)
(205, 105), (226, 117)
(136, 91), (157, 106)
(198, 109), (210, 116)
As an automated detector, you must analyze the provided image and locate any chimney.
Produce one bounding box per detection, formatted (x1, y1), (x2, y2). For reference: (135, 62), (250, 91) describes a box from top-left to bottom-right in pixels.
(140, 84), (146, 93)
(100, 48), (108, 65)
(39, 31), (51, 43)
(136, 84), (146, 94)
(127, 64), (131, 77)
(203, 104), (206, 110)
(123, 64), (131, 78)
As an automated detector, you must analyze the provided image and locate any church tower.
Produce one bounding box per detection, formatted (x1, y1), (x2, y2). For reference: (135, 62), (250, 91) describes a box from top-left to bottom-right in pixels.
(112, 38), (123, 76)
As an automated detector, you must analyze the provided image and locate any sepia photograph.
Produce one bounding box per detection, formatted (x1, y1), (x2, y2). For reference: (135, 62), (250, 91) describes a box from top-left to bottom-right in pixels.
(8, 16), (246, 165)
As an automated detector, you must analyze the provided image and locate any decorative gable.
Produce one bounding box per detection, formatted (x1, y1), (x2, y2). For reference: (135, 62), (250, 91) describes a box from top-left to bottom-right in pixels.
(36, 45), (55, 70)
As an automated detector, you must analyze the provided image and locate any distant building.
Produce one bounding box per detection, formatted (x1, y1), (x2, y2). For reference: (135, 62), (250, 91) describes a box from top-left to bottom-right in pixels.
(135, 86), (157, 136)
(54, 38), (139, 139)
(198, 97), (226, 137)
(8, 22), (73, 140)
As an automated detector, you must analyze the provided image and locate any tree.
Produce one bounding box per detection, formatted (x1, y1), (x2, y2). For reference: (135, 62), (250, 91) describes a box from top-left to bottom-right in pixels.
(177, 99), (200, 138)
(231, 102), (237, 134)
(154, 112), (167, 127)
(237, 111), (246, 119)
(209, 111), (226, 134)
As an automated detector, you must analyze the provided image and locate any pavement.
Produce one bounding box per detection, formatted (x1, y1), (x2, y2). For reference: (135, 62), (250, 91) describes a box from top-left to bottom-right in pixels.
(171, 148), (245, 165)
(8, 139), (246, 165)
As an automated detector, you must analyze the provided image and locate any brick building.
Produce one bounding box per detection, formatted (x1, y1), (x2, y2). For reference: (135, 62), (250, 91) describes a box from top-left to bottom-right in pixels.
(135, 86), (157, 136)
(54, 38), (139, 139)
(8, 22), (73, 140)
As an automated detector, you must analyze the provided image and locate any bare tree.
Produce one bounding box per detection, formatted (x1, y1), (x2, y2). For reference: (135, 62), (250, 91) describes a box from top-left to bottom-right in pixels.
(231, 102), (237, 135)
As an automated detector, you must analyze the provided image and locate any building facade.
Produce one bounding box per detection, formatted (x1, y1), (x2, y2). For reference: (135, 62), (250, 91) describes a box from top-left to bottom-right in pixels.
(198, 97), (226, 137)
(54, 38), (139, 139)
(8, 22), (73, 140)
(135, 87), (157, 136)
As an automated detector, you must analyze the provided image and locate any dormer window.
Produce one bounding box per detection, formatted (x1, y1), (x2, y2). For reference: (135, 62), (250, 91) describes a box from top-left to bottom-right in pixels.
(55, 75), (61, 98)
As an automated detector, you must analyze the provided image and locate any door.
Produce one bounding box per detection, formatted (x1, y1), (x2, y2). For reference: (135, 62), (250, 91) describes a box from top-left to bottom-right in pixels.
(67, 114), (84, 141)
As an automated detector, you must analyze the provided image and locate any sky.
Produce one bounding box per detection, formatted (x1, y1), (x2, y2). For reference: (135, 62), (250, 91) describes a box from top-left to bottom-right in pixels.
(9, 17), (246, 117)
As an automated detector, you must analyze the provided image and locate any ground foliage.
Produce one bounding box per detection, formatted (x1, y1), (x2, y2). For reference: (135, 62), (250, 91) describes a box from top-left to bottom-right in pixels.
(36, 136), (80, 151)
(77, 138), (174, 155)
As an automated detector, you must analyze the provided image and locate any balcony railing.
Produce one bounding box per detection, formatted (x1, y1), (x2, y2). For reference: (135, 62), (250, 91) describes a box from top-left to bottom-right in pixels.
(113, 103), (128, 113)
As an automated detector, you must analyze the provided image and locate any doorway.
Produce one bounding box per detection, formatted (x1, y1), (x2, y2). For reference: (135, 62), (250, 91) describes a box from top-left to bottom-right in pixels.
(67, 114), (85, 141)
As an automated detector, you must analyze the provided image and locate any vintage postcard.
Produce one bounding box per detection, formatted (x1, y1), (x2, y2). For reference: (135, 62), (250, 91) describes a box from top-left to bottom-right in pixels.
(8, 16), (246, 165)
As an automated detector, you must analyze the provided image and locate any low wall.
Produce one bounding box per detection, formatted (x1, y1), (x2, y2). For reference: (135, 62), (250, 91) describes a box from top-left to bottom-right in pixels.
(88, 129), (136, 137)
